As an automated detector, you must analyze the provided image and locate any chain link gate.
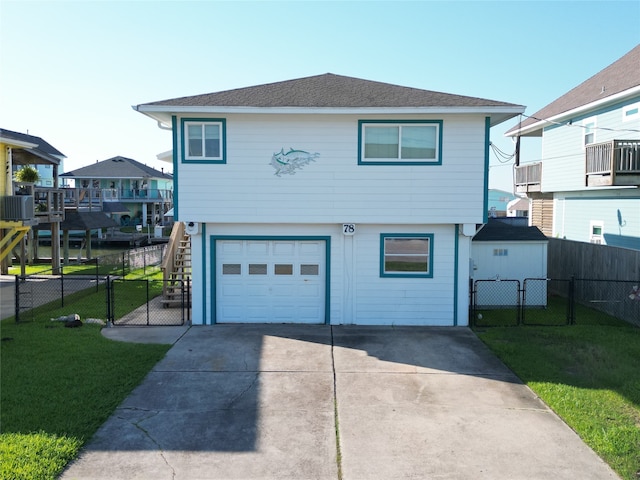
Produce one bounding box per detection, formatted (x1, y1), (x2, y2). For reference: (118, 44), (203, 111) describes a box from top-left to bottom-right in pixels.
(107, 277), (189, 326)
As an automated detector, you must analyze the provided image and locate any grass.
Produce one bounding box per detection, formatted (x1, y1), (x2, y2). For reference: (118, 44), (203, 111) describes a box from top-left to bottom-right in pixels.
(0, 271), (171, 480)
(476, 319), (640, 479)
(8, 262), (162, 277)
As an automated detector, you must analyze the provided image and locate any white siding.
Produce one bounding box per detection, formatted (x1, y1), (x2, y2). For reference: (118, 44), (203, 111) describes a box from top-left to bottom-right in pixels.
(191, 223), (468, 326)
(176, 114), (487, 225)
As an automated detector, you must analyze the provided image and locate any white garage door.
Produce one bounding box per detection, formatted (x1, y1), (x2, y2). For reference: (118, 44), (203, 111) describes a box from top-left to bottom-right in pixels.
(215, 239), (326, 323)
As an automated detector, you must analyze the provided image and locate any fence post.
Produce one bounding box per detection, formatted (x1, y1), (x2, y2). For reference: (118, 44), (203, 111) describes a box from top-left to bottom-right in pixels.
(122, 252), (126, 278)
(569, 276), (575, 325)
(146, 279), (150, 326)
(95, 258), (99, 292)
(106, 275), (111, 324)
(14, 275), (19, 323)
(60, 263), (65, 308)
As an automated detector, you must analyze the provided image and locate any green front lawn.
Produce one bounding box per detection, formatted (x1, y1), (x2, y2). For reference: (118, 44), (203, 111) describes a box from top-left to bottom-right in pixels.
(0, 272), (170, 480)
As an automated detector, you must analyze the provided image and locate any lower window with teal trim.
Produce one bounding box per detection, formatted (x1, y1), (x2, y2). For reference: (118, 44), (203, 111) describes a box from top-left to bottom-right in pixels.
(380, 233), (434, 278)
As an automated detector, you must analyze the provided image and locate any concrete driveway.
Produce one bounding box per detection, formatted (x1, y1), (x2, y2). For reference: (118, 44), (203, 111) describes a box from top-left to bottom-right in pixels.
(61, 325), (618, 479)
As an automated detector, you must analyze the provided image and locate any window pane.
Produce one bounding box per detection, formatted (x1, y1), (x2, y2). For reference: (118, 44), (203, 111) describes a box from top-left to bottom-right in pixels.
(249, 264), (267, 275)
(222, 264), (241, 275)
(365, 126), (399, 158)
(384, 256), (428, 273)
(300, 264), (319, 275)
(384, 238), (429, 255)
(274, 264), (293, 275)
(401, 126), (436, 159)
(383, 237), (430, 274)
(187, 125), (203, 156)
(204, 124), (220, 157)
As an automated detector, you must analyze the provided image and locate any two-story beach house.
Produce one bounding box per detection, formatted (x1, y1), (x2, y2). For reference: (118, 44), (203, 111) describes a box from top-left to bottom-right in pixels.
(507, 45), (640, 250)
(135, 74), (524, 325)
(60, 156), (173, 228)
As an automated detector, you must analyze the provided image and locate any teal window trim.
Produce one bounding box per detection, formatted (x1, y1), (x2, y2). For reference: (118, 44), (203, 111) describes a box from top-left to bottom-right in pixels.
(210, 235), (331, 325)
(358, 119), (443, 165)
(180, 117), (227, 164)
(453, 224), (459, 326)
(201, 223), (207, 324)
(483, 116), (490, 223)
(171, 115), (179, 220)
(380, 233), (434, 278)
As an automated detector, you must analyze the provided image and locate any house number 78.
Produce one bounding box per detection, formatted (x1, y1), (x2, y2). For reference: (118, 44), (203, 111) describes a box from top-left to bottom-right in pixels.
(342, 224), (356, 235)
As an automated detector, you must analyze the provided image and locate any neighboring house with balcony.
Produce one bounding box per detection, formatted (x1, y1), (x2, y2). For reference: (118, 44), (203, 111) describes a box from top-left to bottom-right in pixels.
(134, 73), (524, 326)
(60, 156), (173, 227)
(507, 44), (640, 250)
(0, 128), (66, 272)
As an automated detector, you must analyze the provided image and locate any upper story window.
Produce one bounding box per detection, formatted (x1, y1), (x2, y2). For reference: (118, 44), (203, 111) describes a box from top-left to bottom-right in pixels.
(181, 118), (226, 163)
(583, 117), (596, 146)
(359, 120), (442, 165)
(623, 102), (639, 122)
(380, 233), (434, 278)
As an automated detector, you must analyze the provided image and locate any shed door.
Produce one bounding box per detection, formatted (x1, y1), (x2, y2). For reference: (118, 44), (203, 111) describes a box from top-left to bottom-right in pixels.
(215, 239), (326, 323)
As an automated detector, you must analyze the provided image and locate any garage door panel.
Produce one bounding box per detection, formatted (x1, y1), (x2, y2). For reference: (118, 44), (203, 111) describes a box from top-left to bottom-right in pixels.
(216, 239), (325, 324)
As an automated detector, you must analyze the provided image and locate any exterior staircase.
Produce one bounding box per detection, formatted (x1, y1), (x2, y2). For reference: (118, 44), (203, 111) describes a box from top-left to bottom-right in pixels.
(161, 222), (191, 308)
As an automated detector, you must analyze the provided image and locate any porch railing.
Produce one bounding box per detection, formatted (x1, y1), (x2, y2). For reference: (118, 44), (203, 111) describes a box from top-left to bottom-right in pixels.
(514, 162), (542, 192)
(586, 139), (640, 186)
(61, 187), (173, 210)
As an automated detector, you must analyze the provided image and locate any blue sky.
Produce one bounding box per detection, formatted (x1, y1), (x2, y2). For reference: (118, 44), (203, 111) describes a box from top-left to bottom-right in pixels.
(1, 0), (638, 191)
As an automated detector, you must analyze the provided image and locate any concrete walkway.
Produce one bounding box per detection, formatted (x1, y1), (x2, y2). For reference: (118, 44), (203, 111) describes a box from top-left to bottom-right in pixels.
(62, 325), (618, 480)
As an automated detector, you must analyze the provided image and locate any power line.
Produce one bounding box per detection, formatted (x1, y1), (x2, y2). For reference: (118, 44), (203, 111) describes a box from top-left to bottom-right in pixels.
(520, 113), (640, 134)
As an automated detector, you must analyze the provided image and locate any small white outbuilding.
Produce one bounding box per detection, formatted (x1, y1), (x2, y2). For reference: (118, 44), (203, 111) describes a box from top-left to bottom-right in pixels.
(472, 219), (548, 306)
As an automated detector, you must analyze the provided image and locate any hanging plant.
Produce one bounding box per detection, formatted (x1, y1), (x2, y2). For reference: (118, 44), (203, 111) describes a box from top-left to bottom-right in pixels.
(14, 166), (40, 183)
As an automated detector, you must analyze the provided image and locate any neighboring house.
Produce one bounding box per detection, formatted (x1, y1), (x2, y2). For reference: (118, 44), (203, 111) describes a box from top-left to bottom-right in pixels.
(506, 197), (529, 217)
(487, 189), (518, 217)
(135, 73), (524, 325)
(472, 219), (547, 306)
(60, 156), (173, 227)
(507, 45), (640, 250)
(0, 128), (66, 272)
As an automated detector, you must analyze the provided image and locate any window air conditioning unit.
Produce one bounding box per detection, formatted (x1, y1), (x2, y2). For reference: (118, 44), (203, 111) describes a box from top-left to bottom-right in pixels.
(2, 195), (35, 221)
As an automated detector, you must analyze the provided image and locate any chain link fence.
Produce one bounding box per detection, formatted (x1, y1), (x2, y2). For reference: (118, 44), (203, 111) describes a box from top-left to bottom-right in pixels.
(10, 245), (167, 322)
(107, 278), (189, 326)
(472, 277), (640, 327)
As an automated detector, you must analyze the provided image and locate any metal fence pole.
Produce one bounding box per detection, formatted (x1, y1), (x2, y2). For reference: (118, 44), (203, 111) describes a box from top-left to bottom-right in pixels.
(60, 264), (65, 308)
(106, 275), (111, 323)
(569, 276), (576, 325)
(14, 275), (19, 323)
(146, 279), (150, 326)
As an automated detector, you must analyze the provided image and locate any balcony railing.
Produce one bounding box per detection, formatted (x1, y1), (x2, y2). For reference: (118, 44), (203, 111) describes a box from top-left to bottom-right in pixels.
(8, 183), (65, 223)
(514, 162), (542, 193)
(34, 187), (65, 222)
(586, 139), (640, 186)
(62, 187), (174, 211)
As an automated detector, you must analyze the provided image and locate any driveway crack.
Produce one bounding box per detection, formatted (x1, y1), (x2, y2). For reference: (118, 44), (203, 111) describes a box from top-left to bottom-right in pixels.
(128, 409), (177, 479)
(331, 325), (343, 480)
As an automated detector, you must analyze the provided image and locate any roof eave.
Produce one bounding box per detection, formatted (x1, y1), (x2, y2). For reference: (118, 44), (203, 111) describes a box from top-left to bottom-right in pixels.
(135, 104), (525, 127)
(0, 136), (38, 149)
(506, 84), (640, 138)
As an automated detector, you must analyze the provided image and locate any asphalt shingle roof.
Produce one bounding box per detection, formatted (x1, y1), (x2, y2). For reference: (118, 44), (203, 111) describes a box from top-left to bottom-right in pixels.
(473, 219), (547, 242)
(506, 44), (640, 135)
(0, 128), (65, 163)
(60, 156), (172, 179)
(140, 73), (522, 109)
